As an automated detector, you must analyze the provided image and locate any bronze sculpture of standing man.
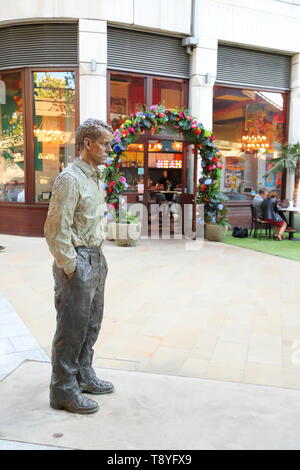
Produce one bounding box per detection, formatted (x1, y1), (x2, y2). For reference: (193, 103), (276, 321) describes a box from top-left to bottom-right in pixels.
(44, 119), (114, 414)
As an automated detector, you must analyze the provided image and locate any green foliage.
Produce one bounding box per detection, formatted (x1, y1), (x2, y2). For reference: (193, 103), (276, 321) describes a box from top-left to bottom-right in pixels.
(264, 143), (300, 176)
(104, 104), (223, 222)
(33, 72), (75, 117)
(116, 212), (140, 224)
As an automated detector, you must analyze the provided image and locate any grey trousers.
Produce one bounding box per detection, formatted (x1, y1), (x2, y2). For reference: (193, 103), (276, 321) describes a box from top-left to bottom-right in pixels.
(50, 246), (108, 402)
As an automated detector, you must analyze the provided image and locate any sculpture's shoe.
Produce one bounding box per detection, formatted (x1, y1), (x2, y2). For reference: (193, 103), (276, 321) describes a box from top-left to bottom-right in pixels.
(79, 378), (114, 395)
(50, 393), (99, 414)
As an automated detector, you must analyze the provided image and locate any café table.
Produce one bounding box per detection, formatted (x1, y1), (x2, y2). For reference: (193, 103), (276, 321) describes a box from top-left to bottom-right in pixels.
(158, 190), (182, 194)
(277, 206), (300, 240)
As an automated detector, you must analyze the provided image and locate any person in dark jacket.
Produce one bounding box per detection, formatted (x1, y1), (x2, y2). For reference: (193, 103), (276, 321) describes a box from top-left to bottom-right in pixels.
(261, 191), (287, 240)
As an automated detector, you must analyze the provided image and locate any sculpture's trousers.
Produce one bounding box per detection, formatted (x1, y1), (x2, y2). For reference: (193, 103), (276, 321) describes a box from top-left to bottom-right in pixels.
(50, 246), (108, 402)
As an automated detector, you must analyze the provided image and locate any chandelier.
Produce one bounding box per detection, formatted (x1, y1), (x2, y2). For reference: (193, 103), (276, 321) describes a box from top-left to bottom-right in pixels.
(148, 142), (163, 152)
(242, 134), (270, 150)
(33, 128), (67, 144)
(171, 141), (183, 152)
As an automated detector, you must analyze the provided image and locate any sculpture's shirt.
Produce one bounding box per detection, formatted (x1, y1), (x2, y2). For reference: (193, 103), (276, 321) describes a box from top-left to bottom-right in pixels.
(44, 158), (106, 275)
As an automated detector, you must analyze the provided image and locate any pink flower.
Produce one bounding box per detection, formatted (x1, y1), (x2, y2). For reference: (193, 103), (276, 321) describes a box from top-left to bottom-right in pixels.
(179, 111), (185, 118)
(128, 127), (135, 133)
(119, 176), (126, 184)
(191, 123), (198, 129)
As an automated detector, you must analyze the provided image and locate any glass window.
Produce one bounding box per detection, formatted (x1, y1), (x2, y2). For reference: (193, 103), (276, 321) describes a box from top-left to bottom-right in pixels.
(33, 71), (76, 202)
(110, 73), (145, 130)
(0, 71), (25, 203)
(152, 78), (185, 109)
(120, 143), (145, 193)
(148, 140), (183, 195)
(213, 86), (287, 201)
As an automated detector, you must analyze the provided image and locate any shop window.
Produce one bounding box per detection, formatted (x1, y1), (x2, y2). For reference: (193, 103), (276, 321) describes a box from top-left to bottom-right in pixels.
(0, 71), (25, 203)
(213, 85), (287, 201)
(119, 143), (145, 193)
(110, 73), (145, 130)
(33, 71), (76, 202)
(152, 78), (185, 109)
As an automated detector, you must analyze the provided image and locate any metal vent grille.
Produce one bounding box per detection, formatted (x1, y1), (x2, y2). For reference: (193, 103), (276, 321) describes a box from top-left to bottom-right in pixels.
(0, 23), (78, 69)
(108, 27), (190, 78)
(217, 45), (291, 90)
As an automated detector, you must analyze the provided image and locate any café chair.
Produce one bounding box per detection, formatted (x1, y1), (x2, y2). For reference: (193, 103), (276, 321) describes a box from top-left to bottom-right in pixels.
(250, 205), (272, 239)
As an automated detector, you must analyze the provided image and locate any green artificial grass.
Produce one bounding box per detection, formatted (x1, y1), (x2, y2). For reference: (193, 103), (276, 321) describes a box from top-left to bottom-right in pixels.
(223, 230), (300, 262)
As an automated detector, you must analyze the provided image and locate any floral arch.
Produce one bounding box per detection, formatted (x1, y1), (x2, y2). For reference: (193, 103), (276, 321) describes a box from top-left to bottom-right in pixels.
(102, 105), (224, 219)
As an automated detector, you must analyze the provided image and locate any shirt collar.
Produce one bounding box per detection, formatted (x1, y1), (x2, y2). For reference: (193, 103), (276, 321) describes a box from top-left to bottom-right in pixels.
(74, 158), (102, 180)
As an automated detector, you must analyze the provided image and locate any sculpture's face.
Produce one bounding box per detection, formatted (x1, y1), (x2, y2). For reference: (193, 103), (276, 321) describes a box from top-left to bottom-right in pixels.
(83, 130), (113, 167)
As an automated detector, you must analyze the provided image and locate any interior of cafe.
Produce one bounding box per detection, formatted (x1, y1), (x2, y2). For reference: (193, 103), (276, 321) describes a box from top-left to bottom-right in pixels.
(117, 138), (187, 235)
(109, 72), (193, 233)
(213, 85), (287, 201)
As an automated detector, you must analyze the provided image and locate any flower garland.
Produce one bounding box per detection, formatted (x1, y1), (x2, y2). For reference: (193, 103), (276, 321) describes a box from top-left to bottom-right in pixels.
(102, 105), (224, 219)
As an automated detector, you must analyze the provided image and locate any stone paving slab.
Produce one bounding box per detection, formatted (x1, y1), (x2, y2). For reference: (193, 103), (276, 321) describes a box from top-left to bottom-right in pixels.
(1, 234), (300, 390)
(1, 360), (300, 450)
(0, 440), (67, 450)
(0, 292), (49, 380)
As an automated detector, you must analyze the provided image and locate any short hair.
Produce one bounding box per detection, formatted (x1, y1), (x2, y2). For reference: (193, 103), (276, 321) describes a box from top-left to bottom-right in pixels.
(258, 188), (267, 195)
(269, 190), (278, 198)
(75, 119), (113, 152)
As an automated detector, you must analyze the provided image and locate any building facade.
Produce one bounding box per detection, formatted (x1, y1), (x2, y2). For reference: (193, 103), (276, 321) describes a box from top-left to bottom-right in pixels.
(0, 0), (300, 235)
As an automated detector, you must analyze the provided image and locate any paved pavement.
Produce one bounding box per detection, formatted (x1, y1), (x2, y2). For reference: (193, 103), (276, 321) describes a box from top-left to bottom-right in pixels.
(2, 360), (300, 450)
(1, 234), (300, 389)
(0, 292), (49, 381)
(0, 233), (300, 449)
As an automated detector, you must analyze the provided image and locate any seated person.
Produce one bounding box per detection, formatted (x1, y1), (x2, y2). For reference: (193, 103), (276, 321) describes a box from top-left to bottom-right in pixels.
(261, 191), (287, 240)
(270, 190), (295, 233)
(253, 188), (268, 219)
(157, 170), (174, 201)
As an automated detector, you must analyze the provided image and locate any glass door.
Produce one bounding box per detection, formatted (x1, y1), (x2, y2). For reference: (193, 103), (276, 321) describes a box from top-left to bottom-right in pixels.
(181, 144), (198, 238)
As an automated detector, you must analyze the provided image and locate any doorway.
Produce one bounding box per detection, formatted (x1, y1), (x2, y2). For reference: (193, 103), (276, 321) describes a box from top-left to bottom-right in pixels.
(119, 134), (198, 238)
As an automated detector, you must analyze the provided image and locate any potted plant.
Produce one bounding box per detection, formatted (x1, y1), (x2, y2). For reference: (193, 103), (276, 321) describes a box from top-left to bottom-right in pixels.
(204, 202), (229, 242)
(114, 211), (142, 247)
(196, 164), (230, 242)
(264, 142), (300, 205)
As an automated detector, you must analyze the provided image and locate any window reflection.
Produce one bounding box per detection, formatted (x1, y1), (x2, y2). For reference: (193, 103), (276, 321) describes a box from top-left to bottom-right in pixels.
(110, 73), (145, 130)
(148, 140), (183, 195)
(153, 78), (185, 109)
(120, 144), (145, 193)
(0, 71), (25, 202)
(33, 71), (76, 202)
(213, 86), (286, 201)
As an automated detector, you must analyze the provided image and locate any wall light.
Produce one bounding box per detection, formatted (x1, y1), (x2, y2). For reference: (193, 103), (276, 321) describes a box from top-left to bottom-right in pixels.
(0, 80), (6, 104)
(205, 73), (212, 85)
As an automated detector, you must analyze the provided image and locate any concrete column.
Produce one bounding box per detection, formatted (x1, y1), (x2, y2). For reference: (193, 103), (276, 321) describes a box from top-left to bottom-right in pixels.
(288, 53), (300, 203)
(79, 19), (107, 123)
(189, 36), (218, 180)
(189, 36), (218, 131)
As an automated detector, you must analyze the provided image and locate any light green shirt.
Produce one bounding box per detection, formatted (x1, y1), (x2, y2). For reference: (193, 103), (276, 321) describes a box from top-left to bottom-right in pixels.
(44, 158), (106, 275)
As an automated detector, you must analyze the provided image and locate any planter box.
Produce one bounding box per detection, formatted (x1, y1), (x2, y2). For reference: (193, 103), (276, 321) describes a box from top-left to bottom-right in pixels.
(114, 222), (142, 247)
(205, 223), (228, 242)
(101, 220), (116, 241)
